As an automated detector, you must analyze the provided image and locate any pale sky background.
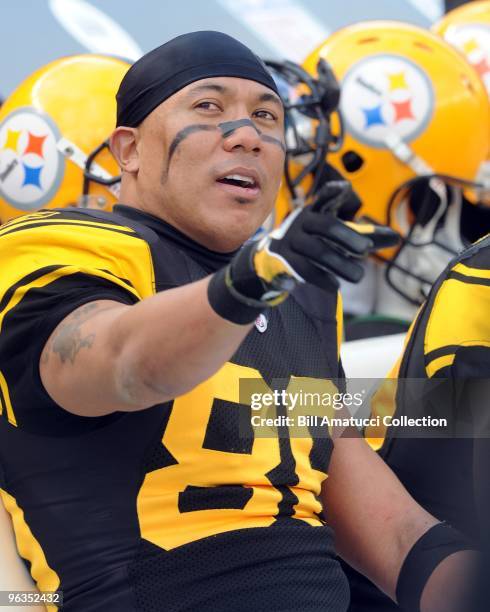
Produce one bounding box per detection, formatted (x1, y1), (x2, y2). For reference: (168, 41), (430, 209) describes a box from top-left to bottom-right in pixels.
(0, 0), (445, 97)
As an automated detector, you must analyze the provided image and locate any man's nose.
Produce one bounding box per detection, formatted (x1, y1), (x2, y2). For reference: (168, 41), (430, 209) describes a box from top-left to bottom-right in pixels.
(220, 119), (262, 154)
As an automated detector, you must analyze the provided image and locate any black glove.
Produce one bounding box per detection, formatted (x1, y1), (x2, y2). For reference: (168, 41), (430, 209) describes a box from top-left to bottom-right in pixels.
(208, 181), (400, 324)
(229, 181), (373, 305)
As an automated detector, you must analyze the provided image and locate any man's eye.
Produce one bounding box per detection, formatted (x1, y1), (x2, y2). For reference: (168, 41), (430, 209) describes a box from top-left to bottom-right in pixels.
(195, 101), (221, 111)
(254, 109), (277, 121)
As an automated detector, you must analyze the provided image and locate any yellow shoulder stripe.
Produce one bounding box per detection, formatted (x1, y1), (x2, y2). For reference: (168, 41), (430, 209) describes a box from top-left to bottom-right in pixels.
(0, 210), (59, 230)
(0, 217), (136, 238)
(0, 222), (155, 305)
(425, 277), (490, 371)
(452, 262), (490, 280)
(426, 353), (456, 378)
(0, 265), (141, 333)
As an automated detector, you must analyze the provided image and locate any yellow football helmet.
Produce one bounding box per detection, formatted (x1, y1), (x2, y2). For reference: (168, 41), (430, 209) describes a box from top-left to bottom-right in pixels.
(433, 1), (490, 201)
(303, 21), (489, 306)
(433, 1), (490, 93)
(0, 54), (129, 223)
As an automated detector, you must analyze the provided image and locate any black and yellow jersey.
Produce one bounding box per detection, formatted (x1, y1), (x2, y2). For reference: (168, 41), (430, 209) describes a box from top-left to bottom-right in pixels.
(0, 205), (348, 611)
(346, 234), (490, 612)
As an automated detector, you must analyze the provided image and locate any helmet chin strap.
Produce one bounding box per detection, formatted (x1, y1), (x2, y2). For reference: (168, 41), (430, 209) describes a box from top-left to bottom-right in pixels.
(378, 184), (465, 317)
(57, 137), (121, 199)
(384, 130), (449, 205)
(383, 130), (466, 252)
(371, 131), (467, 317)
(383, 131), (433, 176)
(395, 188), (447, 248)
(474, 160), (490, 201)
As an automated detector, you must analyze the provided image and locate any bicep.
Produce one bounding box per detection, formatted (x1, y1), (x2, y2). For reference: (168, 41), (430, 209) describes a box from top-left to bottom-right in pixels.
(40, 300), (131, 416)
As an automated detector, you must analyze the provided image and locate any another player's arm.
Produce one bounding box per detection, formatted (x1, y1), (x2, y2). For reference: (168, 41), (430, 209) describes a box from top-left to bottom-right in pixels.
(321, 436), (477, 612)
(0, 498), (45, 610)
(40, 276), (253, 416)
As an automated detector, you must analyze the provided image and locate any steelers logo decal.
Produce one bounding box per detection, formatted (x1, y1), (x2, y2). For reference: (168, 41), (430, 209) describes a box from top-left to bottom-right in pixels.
(0, 107), (64, 211)
(255, 313), (268, 333)
(340, 54), (434, 149)
(442, 24), (490, 96)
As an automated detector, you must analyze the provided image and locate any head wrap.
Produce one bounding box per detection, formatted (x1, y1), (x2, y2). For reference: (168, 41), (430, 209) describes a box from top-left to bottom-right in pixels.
(116, 30), (279, 127)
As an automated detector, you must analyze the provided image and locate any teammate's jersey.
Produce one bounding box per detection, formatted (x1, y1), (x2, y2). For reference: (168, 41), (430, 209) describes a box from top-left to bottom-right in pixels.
(346, 234), (490, 612)
(0, 205), (349, 611)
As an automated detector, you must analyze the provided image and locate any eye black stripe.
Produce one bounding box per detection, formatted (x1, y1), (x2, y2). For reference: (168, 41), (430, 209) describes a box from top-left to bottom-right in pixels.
(218, 118), (260, 138)
(260, 134), (286, 153)
(167, 124), (217, 165)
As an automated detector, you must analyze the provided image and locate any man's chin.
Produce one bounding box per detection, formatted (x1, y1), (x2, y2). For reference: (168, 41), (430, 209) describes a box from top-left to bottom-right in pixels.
(202, 206), (270, 246)
(207, 230), (254, 253)
(197, 219), (260, 252)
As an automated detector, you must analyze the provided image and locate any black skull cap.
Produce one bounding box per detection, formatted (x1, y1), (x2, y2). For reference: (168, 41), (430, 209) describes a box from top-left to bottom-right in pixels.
(116, 30), (280, 127)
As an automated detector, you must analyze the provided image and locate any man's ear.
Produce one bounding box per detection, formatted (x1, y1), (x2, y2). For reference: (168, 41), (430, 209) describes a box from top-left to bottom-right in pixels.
(110, 127), (139, 173)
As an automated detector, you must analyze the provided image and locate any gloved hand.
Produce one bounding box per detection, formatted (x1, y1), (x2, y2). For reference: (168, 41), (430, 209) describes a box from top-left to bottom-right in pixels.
(228, 181), (375, 306)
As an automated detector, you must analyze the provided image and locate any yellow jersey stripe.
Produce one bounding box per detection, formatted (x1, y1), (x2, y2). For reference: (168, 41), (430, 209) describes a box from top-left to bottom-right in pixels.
(426, 353), (456, 378)
(0, 371), (16, 426)
(0, 266), (140, 332)
(0, 489), (60, 612)
(336, 291), (343, 359)
(0, 222), (155, 304)
(425, 280), (490, 361)
(452, 262), (490, 281)
(0, 218), (136, 238)
(0, 210), (59, 230)
(365, 311), (418, 450)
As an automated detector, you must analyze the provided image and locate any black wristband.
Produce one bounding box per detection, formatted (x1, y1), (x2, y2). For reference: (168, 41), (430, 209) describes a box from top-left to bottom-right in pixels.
(396, 522), (474, 612)
(207, 267), (266, 325)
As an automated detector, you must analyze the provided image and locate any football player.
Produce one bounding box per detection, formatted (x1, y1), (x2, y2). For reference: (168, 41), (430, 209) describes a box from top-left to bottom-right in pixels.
(0, 31), (476, 611)
(350, 232), (490, 612)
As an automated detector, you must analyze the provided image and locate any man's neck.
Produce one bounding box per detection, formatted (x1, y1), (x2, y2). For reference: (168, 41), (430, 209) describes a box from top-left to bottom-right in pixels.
(113, 204), (239, 273)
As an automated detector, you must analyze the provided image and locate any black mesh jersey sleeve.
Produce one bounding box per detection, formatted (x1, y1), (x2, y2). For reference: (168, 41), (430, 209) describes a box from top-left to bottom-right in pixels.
(0, 273), (139, 436)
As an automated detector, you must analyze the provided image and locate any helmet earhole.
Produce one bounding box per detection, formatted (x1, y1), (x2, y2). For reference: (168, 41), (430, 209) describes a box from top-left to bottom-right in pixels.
(341, 150), (364, 173)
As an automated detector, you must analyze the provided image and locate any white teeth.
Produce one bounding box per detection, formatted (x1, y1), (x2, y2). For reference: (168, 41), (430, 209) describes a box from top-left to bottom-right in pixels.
(224, 174), (255, 185)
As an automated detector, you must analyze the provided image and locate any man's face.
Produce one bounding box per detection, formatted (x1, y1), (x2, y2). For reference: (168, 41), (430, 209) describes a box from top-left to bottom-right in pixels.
(135, 77), (286, 251)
